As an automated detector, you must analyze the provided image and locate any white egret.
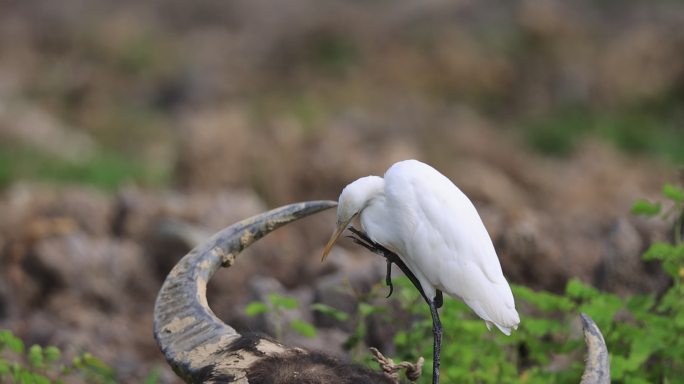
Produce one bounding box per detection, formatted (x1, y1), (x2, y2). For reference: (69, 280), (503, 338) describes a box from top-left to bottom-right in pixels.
(322, 159), (520, 383)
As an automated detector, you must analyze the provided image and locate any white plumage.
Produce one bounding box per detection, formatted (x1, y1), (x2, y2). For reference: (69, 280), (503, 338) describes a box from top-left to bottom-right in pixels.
(322, 159), (519, 335)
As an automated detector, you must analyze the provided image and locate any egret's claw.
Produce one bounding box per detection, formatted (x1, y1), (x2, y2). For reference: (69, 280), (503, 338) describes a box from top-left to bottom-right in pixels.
(385, 259), (394, 298)
(345, 234), (374, 254)
(346, 235), (366, 247)
(347, 226), (434, 307)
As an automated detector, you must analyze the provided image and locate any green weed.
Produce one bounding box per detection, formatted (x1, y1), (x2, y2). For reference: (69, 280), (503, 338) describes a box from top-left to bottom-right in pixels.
(245, 293), (318, 340)
(0, 330), (132, 384)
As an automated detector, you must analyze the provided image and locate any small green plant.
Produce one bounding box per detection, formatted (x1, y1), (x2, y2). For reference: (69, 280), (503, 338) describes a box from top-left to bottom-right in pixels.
(310, 302), (351, 323)
(343, 300), (390, 360)
(632, 183), (684, 246)
(0, 329), (116, 384)
(309, 280), (391, 361)
(245, 293), (317, 339)
(618, 183), (684, 382)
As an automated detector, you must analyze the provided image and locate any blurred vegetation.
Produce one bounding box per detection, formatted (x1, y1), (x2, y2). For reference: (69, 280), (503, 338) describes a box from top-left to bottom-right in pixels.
(523, 93), (684, 162)
(1, 0), (682, 192)
(0, 329), (123, 384)
(245, 292), (318, 340)
(1, 329), (165, 384)
(0, 144), (170, 191)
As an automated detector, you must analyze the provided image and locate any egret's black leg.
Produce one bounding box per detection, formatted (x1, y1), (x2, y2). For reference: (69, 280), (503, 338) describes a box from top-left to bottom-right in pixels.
(427, 297), (442, 384)
(347, 226), (442, 383)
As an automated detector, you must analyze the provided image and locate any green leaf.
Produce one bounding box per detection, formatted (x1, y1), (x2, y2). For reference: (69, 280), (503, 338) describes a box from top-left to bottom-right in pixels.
(394, 331), (408, 347)
(565, 279), (599, 300)
(0, 330), (24, 354)
(512, 285), (574, 312)
(16, 370), (34, 384)
(663, 184), (684, 202)
(523, 318), (560, 337)
(244, 302), (269, 317)
(81, 352), (115, 378)
(289, 319), (317, 338)
(0, 359), (9, 374)
(611, 355), (629, 379)
(60, 364), (73, 375)
(629, 336), (661, 368)
(675, 310), (684, 329)
(358, 302), (380, 317)
(656, 288), (683, 312)
(642, 242), (684, 261)
(268, 294), (298, 310)
(311, 303), (350, 321)
(631, 199), (662, 216)
(32, 374), (51, 384)
(28, 345), (44, 368)
(579, 294), (622, 329)
(43, 346), (61, 363)
(642, 243), (684, 279)
(626, 294), (655, 314)
(625, 377), (651, 384)
(144, 367), (161, 384)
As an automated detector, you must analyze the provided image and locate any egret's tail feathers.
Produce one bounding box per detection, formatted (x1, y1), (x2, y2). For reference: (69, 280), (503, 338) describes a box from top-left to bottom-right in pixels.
(466, 298), (520, 336)
(493, 322), (512, 336)
(484, 320), (516, 336)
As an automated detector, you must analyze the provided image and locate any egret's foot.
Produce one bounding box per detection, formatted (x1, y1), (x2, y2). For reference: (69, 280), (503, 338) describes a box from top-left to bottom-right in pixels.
(385, 259), (394, 298)
(346, 233), (394, 298)
(346, 233), (395, 298)
(346, 227), (399, 299)
(347, 227), (431, 303)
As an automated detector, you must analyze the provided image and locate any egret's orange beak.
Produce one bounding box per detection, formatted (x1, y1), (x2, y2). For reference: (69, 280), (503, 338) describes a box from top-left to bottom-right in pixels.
(321, 216), (354, 261)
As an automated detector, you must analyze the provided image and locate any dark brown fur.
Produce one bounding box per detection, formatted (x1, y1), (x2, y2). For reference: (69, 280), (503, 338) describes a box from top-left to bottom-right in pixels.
(247, 350), (395, 384)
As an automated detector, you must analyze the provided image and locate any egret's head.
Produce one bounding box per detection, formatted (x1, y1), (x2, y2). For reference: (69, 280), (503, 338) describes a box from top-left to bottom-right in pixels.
(322, 176), (384, 261)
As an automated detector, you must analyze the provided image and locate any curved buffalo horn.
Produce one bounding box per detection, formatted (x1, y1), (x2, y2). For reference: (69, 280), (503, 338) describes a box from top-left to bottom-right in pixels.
(579, 313), (610, 384)
(153, 201), (337, 383)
